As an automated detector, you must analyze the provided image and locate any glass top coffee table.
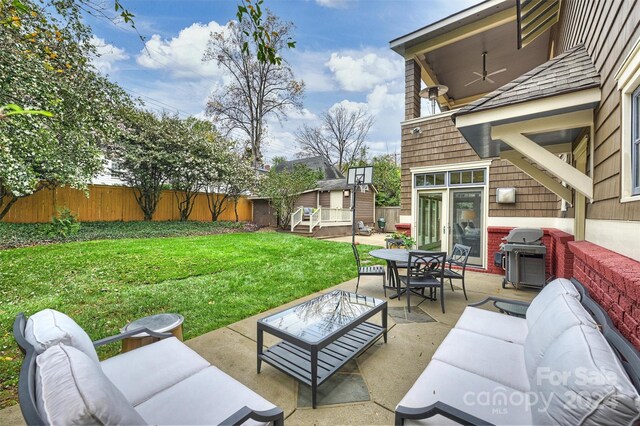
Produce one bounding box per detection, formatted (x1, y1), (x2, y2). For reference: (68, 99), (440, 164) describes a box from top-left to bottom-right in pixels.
(257, 290), (387, 408)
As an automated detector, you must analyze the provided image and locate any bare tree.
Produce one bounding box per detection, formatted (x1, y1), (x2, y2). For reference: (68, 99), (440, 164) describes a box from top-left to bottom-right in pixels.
(295, 105), (374, 172)
(203, 12), (304, 169)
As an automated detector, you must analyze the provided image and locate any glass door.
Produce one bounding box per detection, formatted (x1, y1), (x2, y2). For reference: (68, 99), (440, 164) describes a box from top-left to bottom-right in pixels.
(417, 192), (443, 251)
(450, 189), (483, 265)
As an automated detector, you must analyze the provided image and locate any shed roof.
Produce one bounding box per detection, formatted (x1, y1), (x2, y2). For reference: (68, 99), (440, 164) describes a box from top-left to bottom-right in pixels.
(274, 156), (344, 180)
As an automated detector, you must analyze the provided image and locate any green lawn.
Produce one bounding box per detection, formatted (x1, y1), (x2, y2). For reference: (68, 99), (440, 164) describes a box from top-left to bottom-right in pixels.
(0, 231), (380, 408)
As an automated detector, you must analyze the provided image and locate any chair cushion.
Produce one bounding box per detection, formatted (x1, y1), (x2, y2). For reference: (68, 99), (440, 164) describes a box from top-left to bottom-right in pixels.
(101, 337), (210, 406)
(397, 359), (533, 425)
(432, 328), (529, 392)
(524, 294), (598, 381)
(526, 278), (580, 327)
(135, 365), (276, 425)
(455, 307), (528, 345)
(25, 309), (99, 363)
(36, 344), (146, 426)
(530, 324), (640, 425)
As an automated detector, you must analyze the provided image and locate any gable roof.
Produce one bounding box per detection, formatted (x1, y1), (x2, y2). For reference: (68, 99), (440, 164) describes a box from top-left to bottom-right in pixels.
(456, 44), (600, 116)
(274, 156), (344, 180)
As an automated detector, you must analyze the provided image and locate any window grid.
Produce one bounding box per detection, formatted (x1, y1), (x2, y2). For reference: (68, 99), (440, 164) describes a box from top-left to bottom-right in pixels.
(414, 169), (485, 189)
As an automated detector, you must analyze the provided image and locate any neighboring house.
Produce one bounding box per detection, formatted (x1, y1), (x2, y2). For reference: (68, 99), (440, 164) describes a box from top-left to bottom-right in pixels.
(252, 156), (376, 236)
(390, 0), (640, 347)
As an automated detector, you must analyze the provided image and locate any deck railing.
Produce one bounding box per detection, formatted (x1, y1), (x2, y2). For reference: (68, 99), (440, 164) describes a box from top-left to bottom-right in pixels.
(291, 207), (303, 231)
(320, 208), (352, 223)
(309, 208), (321, 232)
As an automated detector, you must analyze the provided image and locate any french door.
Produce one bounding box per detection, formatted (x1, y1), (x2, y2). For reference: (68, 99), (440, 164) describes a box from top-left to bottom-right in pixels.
(417, 188), (484, 265)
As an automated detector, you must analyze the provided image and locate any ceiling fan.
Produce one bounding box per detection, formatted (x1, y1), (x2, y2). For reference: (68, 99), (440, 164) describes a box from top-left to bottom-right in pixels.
(464, 52), (507, 87)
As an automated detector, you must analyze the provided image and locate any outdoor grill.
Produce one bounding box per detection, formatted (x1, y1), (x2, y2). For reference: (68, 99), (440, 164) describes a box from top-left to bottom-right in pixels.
(496, 228), (547, 289)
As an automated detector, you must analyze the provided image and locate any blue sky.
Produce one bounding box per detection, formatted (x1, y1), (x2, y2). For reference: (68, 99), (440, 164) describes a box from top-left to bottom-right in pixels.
(89, 0), (477, 163)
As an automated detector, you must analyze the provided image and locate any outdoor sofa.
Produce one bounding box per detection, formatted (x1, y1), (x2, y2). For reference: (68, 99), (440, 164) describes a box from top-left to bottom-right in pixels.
(13, 309), (284, 425)
(395, 278), (640, 425)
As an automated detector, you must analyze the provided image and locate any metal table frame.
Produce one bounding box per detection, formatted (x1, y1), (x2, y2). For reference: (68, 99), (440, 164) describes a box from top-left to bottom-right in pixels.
(257, 293), (387, 408)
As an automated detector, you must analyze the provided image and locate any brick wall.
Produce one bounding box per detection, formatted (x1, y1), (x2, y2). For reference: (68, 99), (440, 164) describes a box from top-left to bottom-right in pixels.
(487, 227), (574, 279)
(570, 241), (640, 350)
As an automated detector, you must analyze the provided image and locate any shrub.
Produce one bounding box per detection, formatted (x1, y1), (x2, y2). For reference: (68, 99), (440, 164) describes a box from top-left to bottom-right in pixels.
(47, 207), (81, 238)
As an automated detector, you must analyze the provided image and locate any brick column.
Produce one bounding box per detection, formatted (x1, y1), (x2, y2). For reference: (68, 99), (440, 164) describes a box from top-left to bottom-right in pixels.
(405, 59), (421, 120)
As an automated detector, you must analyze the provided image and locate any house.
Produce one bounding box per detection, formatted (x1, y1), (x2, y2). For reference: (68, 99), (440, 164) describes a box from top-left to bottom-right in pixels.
(251, 156), (376, 236)
(391, 0), (640, 347)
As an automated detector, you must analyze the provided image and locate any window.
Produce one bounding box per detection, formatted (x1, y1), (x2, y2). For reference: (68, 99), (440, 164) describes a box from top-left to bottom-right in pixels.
(633, 88), (640, 195)
(414, 172), (446, 188)
(615, 36), (640, 202)
(448, 169), (485, 186)
(414, 169), (485, 188)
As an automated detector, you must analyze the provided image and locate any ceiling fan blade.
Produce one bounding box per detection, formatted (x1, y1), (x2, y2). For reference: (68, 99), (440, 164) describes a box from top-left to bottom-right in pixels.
(485, 76), (495, 84)
(464, 77), (482, 87)
(487, 68), (507, 77)
(472, 71), (483, 78)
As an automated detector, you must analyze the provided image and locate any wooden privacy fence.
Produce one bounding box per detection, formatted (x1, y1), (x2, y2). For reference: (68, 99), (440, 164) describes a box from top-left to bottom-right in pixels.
(1, 185), (252, 223)
(375, 206), (401, 231)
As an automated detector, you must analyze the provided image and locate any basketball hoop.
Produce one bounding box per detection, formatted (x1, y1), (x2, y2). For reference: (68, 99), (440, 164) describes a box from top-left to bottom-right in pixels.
(359, 185), (367, 193)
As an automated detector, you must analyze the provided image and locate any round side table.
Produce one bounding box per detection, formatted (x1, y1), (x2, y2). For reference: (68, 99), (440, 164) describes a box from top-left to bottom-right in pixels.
(121, 313), (184, 353)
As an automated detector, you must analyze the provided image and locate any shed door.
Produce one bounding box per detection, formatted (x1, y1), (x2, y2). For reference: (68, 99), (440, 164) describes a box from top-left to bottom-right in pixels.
(330, 191), (343, 209)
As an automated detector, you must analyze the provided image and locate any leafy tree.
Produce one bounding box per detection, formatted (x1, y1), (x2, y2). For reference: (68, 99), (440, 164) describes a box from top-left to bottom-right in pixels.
(260, 165), (320, 229)
(295, 105), (374, 173)
(0, 0), (131, 220)
(168, 119), (219, 221)
(371, 155), (400, 207)
(113, 110), (177, 221)
(203, 10), (304, 169)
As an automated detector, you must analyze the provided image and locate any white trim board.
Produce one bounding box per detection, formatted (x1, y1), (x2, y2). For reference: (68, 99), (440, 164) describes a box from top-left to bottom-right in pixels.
(585, 219), (640, 261)
(455, 88), (601, 128)
(410, 160), (493, 174)
(486, 216), (574, 234)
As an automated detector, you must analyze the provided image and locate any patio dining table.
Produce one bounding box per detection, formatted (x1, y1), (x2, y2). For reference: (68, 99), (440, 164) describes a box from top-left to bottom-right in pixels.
(368, 248), (410, 299)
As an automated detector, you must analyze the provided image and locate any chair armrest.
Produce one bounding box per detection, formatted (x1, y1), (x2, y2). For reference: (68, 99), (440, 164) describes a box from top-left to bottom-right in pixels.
(92, 327), (173, 348)
(468, 297), (531, 308)
(221, 406), (284, 426)
(395, 401), (493, 425)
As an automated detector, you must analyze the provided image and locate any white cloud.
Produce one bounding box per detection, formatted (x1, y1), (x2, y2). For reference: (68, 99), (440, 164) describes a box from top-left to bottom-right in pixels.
(136, 21), (228, 79)
(326, 50), (403, 92)
(315, 0), (351, 9)
(287, 50), (336, 92)
(91, 36), (129, 74)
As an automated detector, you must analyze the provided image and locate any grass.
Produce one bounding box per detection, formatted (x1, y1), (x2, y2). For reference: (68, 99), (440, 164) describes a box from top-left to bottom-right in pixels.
(0, 231), (381, 408)
(0, 220), (249, 249)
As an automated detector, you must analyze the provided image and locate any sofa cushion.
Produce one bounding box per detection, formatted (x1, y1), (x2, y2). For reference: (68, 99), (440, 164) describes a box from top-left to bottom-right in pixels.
(432, 328), (529, 392)
(25, 308), (99, 363)
(101, 337), (210, 406)
(530, 324), (640, 425)
(397, 359), (533, 425)
(135, 365), (276, 425)
(524, 294), (598, 381)
(36, 344), (146, 425)
(526, 278), (580, 327)
(454, 307), (528, 345)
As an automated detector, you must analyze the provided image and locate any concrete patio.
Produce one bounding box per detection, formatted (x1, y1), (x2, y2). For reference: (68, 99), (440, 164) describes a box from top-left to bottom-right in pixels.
(0, 264), (537, 426)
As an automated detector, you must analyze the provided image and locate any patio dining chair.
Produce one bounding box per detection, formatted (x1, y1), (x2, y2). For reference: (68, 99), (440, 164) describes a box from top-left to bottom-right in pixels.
(444, 244), (471, 300)
(399, 251), (447, 313)
(352, 244), (385, 293)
